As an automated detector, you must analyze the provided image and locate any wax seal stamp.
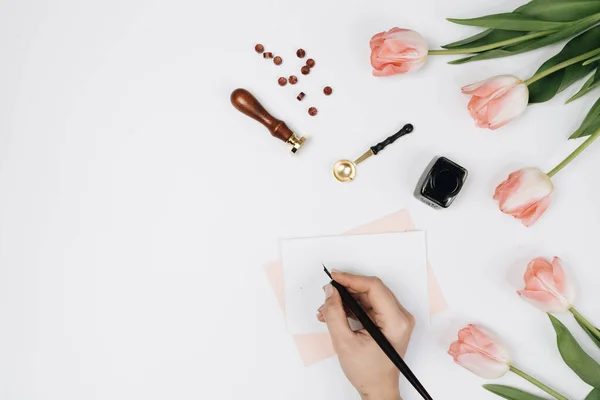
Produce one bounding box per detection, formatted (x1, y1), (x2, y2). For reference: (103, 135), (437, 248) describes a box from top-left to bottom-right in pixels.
(230, 88), (307, 154)
(414, 156), (468, 209)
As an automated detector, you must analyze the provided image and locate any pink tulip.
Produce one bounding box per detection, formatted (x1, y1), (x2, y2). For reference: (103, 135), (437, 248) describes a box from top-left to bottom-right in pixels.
(462, 75), (529, 130)
(448, 325), (511, 379)
(494, 167), (554, 227)
(518, 257), (575, 313)
(370, 28), (428, 77)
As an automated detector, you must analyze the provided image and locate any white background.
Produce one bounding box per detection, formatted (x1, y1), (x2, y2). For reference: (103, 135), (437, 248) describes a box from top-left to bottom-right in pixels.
(2, 0), (600, 399)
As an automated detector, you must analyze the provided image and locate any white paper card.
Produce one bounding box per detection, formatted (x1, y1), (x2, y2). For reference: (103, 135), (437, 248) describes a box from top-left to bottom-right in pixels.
(281, 231), (428, 335)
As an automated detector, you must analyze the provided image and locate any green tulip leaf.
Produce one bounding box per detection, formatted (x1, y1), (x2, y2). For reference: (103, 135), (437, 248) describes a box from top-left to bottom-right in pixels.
(517, 0), (600, 22)
(443, 29), (495, 49)
(584, 54), (600, 66)
(573, 311), (600, 348)
(442, 0), (600, 62)
(447, 35), (546, 64)
(443, 29), (528, 50)
(446, 14), (600, 64)
(579, 322), (600, 348)
(586, 388), (600, 400)
(549, 314), (600, 388)
(567, 68), (600, 103)
(447, 13), (570, 31)
(483, 384), (549, 400)
(448, 55), (478, 65)
(443, 0), (599, 49)
(528, 26), (600, 103)
(574, 113), (600, 138)
(519, 14), (600, 50)
(570, 96), (600, 139)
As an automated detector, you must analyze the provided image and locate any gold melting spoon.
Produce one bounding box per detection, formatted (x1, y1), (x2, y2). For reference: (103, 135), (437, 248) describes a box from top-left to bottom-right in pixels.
(333, 123), (414, 183)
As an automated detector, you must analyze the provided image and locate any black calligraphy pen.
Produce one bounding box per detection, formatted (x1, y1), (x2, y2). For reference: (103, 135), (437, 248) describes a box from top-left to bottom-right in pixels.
(322, 265), (433, 400)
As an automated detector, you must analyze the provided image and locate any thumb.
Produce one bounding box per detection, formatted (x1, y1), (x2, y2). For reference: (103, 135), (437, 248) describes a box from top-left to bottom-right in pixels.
(322, 284), (354, 343)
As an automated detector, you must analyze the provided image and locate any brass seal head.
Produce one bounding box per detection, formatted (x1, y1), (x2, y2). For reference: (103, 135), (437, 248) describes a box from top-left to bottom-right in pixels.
(287, 134), (307, 154)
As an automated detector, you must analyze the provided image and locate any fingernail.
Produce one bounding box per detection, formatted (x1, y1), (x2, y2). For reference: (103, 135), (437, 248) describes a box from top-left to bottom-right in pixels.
(317, 305), (324, 313)
(332, 269), (342, 274)
(323, 284), (333, 299)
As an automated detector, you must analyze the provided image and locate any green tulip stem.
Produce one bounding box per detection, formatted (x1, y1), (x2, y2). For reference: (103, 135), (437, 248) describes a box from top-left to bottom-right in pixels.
(547, 128), (600, 178)
(525, 48), (600, 86)
(509, 365), (568, 400)
(570, 307), (600, 338)
(427, 31), (554, 56)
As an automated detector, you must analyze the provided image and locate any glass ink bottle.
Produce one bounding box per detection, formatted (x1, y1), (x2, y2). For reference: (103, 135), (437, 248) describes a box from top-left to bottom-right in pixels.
(414, 156), (468, 209)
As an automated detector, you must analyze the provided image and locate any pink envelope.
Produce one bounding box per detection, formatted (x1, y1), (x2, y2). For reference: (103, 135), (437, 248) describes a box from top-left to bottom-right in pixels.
(264, 209), (448, 366)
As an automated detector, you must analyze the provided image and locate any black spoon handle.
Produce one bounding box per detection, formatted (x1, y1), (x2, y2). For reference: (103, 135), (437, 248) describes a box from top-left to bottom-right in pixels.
(370, 123), (414, 155)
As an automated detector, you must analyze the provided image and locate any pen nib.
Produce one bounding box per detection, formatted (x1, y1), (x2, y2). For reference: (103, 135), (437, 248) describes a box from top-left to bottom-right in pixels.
(322, 264), (333, 279)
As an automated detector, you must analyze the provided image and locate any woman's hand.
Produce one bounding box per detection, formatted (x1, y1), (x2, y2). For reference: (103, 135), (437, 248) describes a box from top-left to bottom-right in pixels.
(317, 271), (415, 400)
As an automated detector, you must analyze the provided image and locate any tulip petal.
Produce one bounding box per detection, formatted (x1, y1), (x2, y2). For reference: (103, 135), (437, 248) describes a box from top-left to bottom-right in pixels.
(462, 75), (527, 130)
(396, 62), (420, 73)
(494, 167), (553, 227)
(461, 75), (521, 97)
(487, 84), (529, 130)
(386, 27), (411, 37)
(552, 257), (566, 292)
(468, 95), (490, 115)
(467, 96), (492, 128)
(494, 170), (524, 204)
(532, 267), (558, 292)
(454, 353), (510, 379)
(382, 42), (414, 58)
(387, 28), (427, 42)
(370, 28), (428, 77)
(518, 257), (575, 313)
(448, 340), (472, 359)
(461, 80), (486, 95)
(517, 194), (552, 227)
(525, 257), (553, 282)
(552, 257), (576, 305)
(523, 273), (569, 311)
(518, 289), (570, 313)
(465, 325), (510, 362)
(373, 64), (396, 76)
(378, 45), (419, 63)
(525, 272), (557, 292)
(370, 32), (386, 49)
(449, 325), (511, 379)
(499, 168), (553, 214)
(370, 49), (387, 70)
